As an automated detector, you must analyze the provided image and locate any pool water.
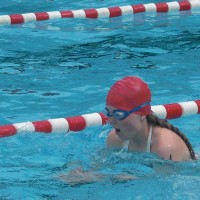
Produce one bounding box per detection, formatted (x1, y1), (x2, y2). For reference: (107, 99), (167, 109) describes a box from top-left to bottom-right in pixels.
(1, 0), (200, 199)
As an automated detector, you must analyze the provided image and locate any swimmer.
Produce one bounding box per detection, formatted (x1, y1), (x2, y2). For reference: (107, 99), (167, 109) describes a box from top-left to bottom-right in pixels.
(59, 76), (196, 186)
(105, 76), (196, 161)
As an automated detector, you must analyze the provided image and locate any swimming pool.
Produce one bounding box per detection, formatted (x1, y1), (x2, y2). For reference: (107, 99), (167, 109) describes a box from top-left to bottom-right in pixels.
(1, 0), (200, 199)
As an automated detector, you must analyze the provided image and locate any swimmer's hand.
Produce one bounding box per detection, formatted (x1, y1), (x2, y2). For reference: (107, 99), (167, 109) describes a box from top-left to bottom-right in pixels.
(58, 168), (136, 186)
(58, 169), (104, 186)
(110, 174), (137, 183)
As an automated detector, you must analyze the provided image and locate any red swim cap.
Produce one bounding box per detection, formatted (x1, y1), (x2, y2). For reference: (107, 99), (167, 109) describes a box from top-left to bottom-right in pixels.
(106, 76), (151, 115)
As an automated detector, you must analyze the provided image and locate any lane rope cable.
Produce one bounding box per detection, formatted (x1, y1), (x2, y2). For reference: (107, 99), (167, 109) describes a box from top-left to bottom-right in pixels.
(0, 0), (200, 25)
(0, 100), (200, 138)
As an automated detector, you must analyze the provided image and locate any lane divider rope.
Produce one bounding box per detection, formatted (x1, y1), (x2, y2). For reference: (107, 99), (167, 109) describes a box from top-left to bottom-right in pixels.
(0, 0), (200, 25)
(0, 100), (200, 138)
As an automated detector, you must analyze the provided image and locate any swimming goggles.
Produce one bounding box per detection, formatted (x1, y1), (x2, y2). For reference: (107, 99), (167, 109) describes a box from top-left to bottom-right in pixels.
(105, 101), (150, 120)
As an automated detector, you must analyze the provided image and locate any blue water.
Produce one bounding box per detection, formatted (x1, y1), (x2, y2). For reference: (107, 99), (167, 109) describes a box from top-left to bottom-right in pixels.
(1, 0), (200, 199)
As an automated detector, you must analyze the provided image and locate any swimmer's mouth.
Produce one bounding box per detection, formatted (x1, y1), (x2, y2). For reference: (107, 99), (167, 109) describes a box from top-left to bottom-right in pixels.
(115, 128), (120, 132)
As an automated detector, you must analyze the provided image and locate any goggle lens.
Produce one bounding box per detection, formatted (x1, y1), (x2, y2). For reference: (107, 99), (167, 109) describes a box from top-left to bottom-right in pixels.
(104, 108), (127, 120)
(113, 111), (126, 120)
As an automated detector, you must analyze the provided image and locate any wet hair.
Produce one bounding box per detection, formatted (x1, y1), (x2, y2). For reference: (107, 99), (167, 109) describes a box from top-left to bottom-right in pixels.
(146, 114), (196, 160)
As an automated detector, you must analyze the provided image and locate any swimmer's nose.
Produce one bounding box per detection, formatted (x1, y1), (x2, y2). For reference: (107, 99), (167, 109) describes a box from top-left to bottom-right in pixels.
(107, 116), (117, 126)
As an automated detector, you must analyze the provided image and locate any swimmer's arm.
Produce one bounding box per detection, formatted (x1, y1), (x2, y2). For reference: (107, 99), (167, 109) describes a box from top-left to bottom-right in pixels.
(58, 168), (136, 186)
(106, 129), (124, 149)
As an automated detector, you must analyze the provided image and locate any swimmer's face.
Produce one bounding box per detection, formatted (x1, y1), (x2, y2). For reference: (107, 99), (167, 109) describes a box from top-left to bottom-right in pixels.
(106, 105), (143, 140)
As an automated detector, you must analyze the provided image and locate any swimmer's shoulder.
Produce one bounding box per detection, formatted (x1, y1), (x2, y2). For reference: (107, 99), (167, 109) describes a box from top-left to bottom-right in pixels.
(151, 127), (191, 161)
(106, 129), (124, 148)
